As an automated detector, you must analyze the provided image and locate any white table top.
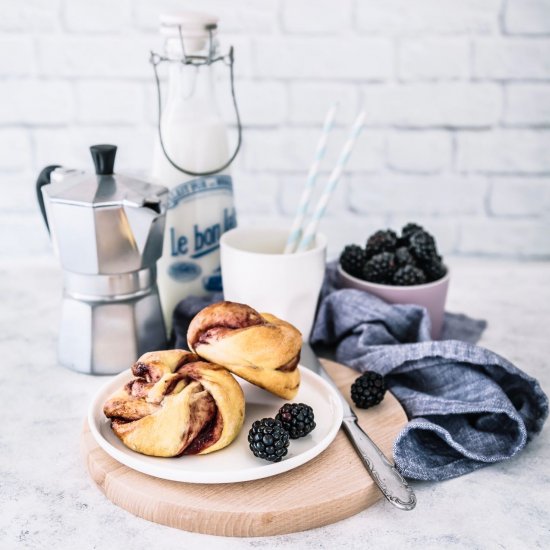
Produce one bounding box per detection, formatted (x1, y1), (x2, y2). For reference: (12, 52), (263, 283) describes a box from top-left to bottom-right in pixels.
(2, 256), (549, 550)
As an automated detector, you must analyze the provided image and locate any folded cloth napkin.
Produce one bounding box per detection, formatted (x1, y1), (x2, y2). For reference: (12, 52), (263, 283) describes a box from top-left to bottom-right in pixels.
(172, 265), (548, 482)
(310, 263), (548, 481)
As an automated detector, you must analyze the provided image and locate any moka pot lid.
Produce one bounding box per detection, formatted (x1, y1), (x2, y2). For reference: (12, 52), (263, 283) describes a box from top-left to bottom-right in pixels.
(45, 145), (167, 210)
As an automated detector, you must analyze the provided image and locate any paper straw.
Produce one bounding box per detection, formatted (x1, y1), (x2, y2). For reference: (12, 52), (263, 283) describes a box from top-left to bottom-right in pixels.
(283, 103), (338, 254)
(296, 111), (366, 252)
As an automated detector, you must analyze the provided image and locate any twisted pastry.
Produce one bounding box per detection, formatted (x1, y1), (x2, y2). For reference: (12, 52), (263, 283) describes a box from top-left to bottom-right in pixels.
(103, 350), (245, 457)
(187, 301), (302, 399)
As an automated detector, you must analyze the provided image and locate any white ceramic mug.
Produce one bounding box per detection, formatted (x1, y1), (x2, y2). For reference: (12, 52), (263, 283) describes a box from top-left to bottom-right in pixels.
(220, 228), (327, 340)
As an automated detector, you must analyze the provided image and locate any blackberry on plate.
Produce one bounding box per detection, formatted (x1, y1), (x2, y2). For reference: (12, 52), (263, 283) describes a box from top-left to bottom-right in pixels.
(362, 252), (397, 284)
(351, 371), (386, 409)
(340, 244), (366, 278)
(365, 229), (398, 258)
(422, 256), (447, 282)
(409, 231), (438, 262)
(275, 403), (316, 439)
(393, 265), (427, 286)
(248, 418), (290, 462)
(395, 246), (415, 267)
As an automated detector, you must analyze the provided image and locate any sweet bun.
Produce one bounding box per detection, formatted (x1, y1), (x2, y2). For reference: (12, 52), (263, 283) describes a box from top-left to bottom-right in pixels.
(187, 301), (302, 399)
(103, 350), (245, 457)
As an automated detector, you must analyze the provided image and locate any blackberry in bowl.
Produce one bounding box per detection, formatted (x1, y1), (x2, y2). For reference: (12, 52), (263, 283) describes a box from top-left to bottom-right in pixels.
(339, 245), (366, 279)
(338, 223), (450, 339)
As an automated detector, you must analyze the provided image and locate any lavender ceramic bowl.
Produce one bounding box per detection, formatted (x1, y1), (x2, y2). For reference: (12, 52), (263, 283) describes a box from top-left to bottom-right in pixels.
(337, 264), (450, 339)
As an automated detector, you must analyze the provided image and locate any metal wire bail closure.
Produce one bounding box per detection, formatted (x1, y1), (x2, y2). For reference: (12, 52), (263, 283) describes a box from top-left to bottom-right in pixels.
(150, 25), (242, 177)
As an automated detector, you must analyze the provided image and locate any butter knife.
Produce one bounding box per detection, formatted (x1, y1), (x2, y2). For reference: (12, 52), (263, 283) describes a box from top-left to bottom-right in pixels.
(301, 344), (416, 511)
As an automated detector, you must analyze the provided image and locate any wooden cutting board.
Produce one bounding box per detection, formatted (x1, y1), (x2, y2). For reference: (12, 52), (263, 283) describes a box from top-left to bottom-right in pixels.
(80, 359), (408, 537)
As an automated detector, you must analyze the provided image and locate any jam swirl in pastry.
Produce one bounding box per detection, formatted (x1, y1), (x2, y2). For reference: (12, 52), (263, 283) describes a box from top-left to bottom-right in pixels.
(187, 301), (302, 399)
(103, 350), (245, 457)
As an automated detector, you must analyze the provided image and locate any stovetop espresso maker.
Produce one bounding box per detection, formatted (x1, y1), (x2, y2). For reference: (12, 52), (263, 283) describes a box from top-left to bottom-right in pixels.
(36, 144), (169, 374)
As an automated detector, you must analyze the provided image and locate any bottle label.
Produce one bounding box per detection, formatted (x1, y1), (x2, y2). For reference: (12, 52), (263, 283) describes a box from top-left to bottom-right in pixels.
(167, 174), (233, 209)
(163, 175), (236, 292)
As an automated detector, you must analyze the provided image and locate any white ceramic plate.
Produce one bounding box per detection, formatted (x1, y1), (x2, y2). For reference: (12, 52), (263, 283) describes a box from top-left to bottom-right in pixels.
(88, 366), (344, 484)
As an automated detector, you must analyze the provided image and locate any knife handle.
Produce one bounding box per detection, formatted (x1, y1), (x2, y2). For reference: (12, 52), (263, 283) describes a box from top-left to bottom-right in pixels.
(342, 417), (416, 511)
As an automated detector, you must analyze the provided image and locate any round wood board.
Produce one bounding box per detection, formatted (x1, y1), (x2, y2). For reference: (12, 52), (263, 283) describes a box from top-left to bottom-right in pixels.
(81, 359), (408, 537)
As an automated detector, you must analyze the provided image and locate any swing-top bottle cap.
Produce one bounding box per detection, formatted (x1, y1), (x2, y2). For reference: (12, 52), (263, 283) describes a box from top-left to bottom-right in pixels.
(160, 11), (219, 55)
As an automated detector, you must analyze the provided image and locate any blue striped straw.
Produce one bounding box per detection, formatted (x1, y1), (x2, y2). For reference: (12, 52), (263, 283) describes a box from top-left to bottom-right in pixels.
(296, 111), (366, 252)
(283, 103), (338, 254)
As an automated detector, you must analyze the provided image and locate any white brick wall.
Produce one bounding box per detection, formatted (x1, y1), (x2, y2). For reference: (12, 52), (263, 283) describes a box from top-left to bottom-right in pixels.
(0, 0), (549, 260)
(0, 129), (32, 171)
(362, 83), (503, 127)
(504, 85), (550, 126)
(397, 38), (470, 80)
(281, 0), (353, 33)
(504, 0), (550, 34)
(473, 38), (550, 80)
(489, 177), (550, 216)
(356, 0), (501, 34)
(387, 131), (452, 173)
(253, 37), (393, 80)
(457, 130), (550, 173)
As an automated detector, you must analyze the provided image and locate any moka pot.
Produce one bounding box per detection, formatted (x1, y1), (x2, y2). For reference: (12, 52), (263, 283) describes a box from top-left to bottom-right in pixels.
(36, 144), (169, 374)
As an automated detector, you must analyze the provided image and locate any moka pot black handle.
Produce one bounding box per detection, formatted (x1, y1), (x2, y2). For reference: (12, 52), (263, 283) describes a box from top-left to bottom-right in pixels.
(36, 165), (60, 234)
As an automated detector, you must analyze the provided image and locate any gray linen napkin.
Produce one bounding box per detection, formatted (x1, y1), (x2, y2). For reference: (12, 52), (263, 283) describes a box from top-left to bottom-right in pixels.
(310, 263), (548, 481)
(172, 265), (548, 482)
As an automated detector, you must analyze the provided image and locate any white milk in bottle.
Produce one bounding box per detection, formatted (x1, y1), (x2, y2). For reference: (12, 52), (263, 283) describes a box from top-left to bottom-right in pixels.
(151, 12), (239, 333)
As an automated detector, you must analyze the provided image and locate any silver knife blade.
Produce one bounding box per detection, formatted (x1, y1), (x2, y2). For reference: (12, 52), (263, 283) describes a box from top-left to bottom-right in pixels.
(301, 343), (417, 511)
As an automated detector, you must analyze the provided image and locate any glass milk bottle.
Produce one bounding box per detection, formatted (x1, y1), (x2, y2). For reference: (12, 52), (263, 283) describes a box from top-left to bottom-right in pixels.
(151, 12), (241, 333)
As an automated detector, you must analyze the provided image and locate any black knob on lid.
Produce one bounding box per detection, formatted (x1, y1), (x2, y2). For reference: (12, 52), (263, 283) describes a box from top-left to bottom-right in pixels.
(90, 144), (117, 175)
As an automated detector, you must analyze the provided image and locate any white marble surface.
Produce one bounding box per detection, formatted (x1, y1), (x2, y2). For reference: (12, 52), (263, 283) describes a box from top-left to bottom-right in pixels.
(1, 256), (549, 550)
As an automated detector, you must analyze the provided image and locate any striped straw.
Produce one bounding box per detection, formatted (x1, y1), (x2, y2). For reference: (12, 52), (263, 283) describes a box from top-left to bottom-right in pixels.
(296, 110), (366, 252)
(283, 103), (338, 254)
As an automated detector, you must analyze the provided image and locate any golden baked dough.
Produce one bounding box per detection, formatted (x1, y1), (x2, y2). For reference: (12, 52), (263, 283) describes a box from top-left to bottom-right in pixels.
(187, 301), (302, 399)
(103, 350), (245, 457)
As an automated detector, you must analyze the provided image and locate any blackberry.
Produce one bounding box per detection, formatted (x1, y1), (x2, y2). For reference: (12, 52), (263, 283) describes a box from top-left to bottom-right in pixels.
(362, 252), (397, 284)
(351, 371), (386, 409)
(408, 230), (438, 263)
(422, 256), (447, 282)
(248, 418), (290, 462)
(275, 403), (316, 439)
(340, 244), (366, 278)
(393, 265), (427, 286)
(365, 229), (398, 258)
(401, 222), (424, 240)
(395, 246), (416, 267)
